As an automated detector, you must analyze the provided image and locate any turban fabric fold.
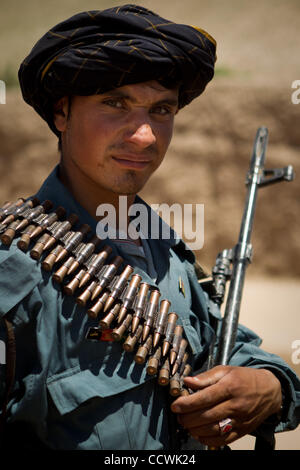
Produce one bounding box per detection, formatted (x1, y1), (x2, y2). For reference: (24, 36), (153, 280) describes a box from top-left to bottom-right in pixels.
(18, 4), (217, 136)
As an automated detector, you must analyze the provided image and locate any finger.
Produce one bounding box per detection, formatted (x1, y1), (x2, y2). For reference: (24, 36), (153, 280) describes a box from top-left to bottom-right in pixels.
(195, 430), (241, 448)
(184, 419), (237, 438)
(171, 381), (232, 414)
(177, 400), (234, 428)
(183, 366), (232, 391)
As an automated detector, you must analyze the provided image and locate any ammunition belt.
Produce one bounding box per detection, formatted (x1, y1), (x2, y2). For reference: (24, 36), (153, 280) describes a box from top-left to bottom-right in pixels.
(0, 197), (193, 397)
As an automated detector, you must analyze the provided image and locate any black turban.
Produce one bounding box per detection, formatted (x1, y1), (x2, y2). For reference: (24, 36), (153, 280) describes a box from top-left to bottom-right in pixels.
(18, 4), (217, 136)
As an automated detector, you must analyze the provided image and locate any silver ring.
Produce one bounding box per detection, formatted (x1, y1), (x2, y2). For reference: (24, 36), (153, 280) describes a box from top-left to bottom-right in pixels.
(218, 418), (233, 435)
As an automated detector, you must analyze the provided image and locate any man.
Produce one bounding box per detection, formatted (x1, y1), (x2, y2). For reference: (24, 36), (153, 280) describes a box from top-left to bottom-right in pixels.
(0, 5), (299, 450)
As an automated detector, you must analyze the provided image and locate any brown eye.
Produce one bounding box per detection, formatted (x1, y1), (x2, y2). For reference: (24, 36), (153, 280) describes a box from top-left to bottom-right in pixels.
(103, 99), (124, 108)
(151, 106), (171, 116)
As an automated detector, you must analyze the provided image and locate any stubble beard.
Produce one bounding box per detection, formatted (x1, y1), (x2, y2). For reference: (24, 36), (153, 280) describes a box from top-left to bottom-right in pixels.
(109, 169), (149, 196)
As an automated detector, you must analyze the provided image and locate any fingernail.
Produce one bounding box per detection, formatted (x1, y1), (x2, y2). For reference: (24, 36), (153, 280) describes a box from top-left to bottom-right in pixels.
(171, 404), (180, 413)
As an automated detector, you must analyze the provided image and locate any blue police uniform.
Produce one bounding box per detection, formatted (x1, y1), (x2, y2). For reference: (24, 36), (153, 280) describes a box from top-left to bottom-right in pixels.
(0, 166), (299, 450)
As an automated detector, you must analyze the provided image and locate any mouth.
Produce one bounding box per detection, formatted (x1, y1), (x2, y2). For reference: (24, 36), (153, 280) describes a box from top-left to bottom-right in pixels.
(112, 154), (153, 170)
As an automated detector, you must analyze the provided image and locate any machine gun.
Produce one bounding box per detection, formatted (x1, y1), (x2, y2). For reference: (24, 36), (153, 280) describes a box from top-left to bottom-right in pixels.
(201, 127), (294, 450)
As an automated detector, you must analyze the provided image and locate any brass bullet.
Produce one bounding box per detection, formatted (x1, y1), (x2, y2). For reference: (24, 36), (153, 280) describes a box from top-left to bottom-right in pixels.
(0, 197), (36, 224)
(178, 364), (192, 397)
(111, 313), (132, 341)
(181, 363), (192, 380)
(52, 256), (76, 283)
(103, 264), (134, 313)
(1, 197), (36, 226)
(178, 351), (189, 375)
(158, 357), (170, 386)
(17, 224), (40, 251)
(42, 214), (79, 251)
(41, 244), (65, 271)
(55, 224), (91, 264)
(172, 339), (188, 376)
(91, 256), (123, 301)
(123, 324), (143, 353)
(78, 249), (111, 288)
(29, 206), (66, 239)
(153, 299), (171, 348)
(142, 289), (161, 341)
(0, 200), (18, 221)
(17, 233), (31, 251)
(76, 280), (99, 306)
(169, 325), (183, 365)
(1, 220), (21, 245)
(134, 335), (153, 365)
(63, 270), (86, 296)
(162, 312), (178, 357)
(146, 346), (162, 376)
(131, 282), (150, 333)
(98, 302), (121, 328)
(67, 236), (104, 276)
(169, 372), (181, 397)
(14, 200), (53, 232)
(117, 273), (141, 323)
(87, 291), (110, 320)
(30, 233), (52, 260)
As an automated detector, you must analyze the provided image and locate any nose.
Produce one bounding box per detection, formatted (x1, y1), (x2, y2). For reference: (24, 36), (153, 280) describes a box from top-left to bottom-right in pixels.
(124, 121), (157, 149)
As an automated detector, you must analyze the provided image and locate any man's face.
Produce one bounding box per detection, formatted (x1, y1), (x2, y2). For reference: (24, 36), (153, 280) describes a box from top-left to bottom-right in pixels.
(55, 80), (178, 197)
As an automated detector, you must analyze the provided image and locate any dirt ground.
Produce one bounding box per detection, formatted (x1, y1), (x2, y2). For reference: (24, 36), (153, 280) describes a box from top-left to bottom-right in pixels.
(0, 0), (299, 450)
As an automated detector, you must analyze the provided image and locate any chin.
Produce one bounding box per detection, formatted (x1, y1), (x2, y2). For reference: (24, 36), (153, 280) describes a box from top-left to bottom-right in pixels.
(110, 173), (150, 195)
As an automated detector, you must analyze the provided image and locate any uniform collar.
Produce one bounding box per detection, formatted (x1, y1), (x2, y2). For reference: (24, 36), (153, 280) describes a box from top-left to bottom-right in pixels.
(35, 164), (195, 263)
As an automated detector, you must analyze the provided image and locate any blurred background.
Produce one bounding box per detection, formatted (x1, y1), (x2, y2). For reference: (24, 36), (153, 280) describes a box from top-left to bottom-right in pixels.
(0, 0), (299, 449)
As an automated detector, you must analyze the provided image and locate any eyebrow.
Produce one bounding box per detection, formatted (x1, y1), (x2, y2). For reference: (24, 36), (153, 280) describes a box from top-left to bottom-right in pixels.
(101, 89), (179, 108)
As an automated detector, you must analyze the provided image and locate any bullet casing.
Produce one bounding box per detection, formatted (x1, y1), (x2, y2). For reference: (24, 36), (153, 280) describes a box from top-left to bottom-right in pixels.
(111, 313), (132, 341)
(43, 214), (79, 250)
(2, 196), (199, 399)
(71, 236), (102, 268)
(52, 256), (76, 283)
(0, 199), (24, 221)
(178, 351), (189, 377)
(158, 357), (170, 386)
(162, 312), (178, 356)
(123, 324), (143, 352)
(170, 325), (183, 365)
(146, 346), (162, 375)
(91, 256), (123, 300)
(134, 335), (153, 364)
(30, 233), (52, 259)
(142, 290), (161, 341)
(104, 265), (134, 312)
(181, 363), (192, 379)
(121, 274), (142, 309)
(99, 302), (121, 328)
(153, 299), (170, 348)
(87, 291), (110, 319)
(131, 282), (150, 333)
(169, 372), (181, 397)
(172, 339), (188, 375)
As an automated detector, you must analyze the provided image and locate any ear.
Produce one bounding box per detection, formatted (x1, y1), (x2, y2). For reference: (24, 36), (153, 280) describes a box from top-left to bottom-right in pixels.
(53, 96), (70, 132)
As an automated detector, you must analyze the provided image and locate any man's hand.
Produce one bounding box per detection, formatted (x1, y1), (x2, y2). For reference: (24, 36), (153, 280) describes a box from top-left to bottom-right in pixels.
(170, 365), (282, 447)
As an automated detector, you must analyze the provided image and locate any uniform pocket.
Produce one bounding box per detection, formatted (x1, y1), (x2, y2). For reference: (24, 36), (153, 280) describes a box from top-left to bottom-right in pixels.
(47, 364), (151, 415)
(0, 246), (41, 317)
(46, 365), (165, 450)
